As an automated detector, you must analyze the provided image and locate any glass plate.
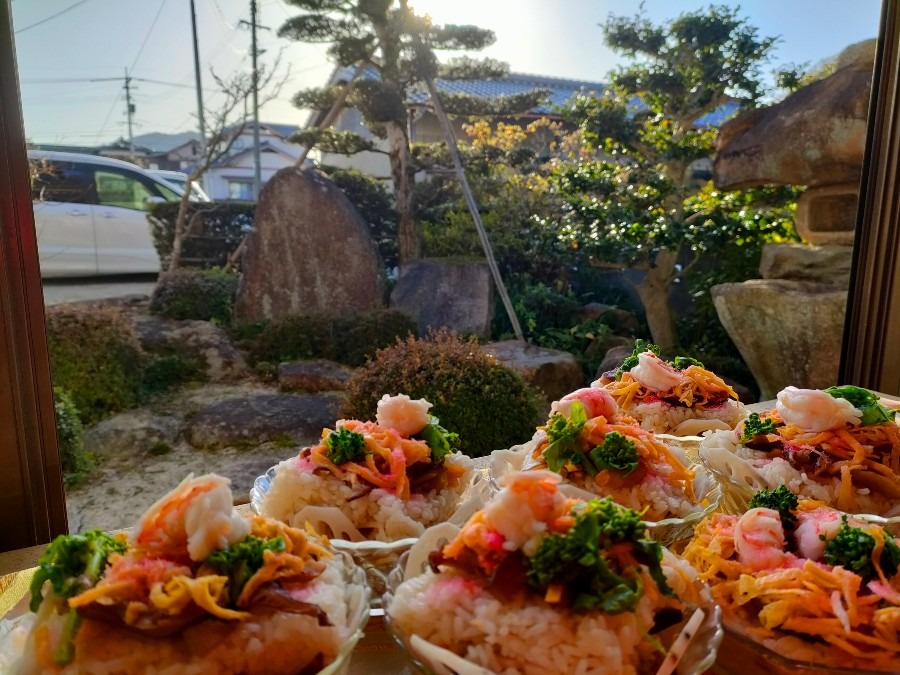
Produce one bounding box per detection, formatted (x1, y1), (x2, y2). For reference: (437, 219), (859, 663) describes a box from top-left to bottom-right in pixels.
(251, 463), (491, 574)
(715, 622), (900, 675)
(489, 434), (723, 546)
(0, 550), (370, 675)
(382, 525), (723, 675)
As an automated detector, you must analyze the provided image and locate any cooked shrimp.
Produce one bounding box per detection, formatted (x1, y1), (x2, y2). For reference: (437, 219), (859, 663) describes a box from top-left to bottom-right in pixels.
(733, 507), (787, 571)
(630, 352), (682, 392)
(483, 471), (570, 554)
(133, 474), (250, 562)
(375, 393), (432, 436)
(551, 387), (618, 420)
(776, 386), (862, 432)
(793, 507), (843, 561)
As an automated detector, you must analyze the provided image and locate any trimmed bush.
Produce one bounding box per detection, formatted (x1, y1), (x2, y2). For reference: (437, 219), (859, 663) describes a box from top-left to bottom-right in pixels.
(53, 387), (92, 484)
(149, 201), (253, 270)
(343, 331), (543, 457)
(46, 308), (145, 425)
(149, 268), (239, 324)
(333, 309), (417, 367)
(244, 309), (417, 367)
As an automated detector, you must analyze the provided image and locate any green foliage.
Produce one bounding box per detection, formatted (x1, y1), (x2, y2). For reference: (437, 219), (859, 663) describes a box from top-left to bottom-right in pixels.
(150, 268), (239, 324)
(46, 309), (146, 425)
(324, 427), (368, 464)
(824, 517), (900, 581)
(438, 56), (508, 80)
(291, 128), (376, 155)
(672, 356), (703, 369)
(825, 386), (896, 427)
(206, 535), (286, 605)
(525, 498), (670, 612)
(53, 388), (91, 485)
(319, 165), (398, 269)
(244, 309), (417, 368)
(142, 351), (206, 398)
(748, 486), (799, 532)
(343, 331), (543, 457)
(740, 412), (778, 442)
(149, 201), (253, 270)
(589, 431), (639, 475)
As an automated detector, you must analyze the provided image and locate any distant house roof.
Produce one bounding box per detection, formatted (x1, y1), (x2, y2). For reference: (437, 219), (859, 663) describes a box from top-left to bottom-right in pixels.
(330, 65), (604, 116)
(129, 132), (202, 154)
(222, 121), (302, 139)
(211, 140), (300, 168)
(31, 143), (101, 155)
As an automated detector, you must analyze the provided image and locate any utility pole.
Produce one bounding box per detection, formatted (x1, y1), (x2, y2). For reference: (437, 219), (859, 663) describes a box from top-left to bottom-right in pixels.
(189, 0), (206, 157)
(240, 1), (268, 200)
(124, 68), (135, 160)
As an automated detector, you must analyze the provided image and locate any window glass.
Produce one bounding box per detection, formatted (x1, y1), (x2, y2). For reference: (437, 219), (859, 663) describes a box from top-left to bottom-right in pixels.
(228, 180), (253, 200)
(94, 169), (153, 210)
(153, 179), (182, 202)
(30, 160), (93, 204)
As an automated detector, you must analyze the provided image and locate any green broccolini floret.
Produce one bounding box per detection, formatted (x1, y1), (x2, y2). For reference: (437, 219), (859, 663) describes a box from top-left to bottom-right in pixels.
(416, 415), (460, 465)
(542, 400), (589, 473)
(206, 535), (286, 605)
(740, 412), (777, 442)
(824, 385), (897, 427)
(615, 340), (661, 379)
(589, 431), (639, 475)
(29, 530), (128, 665)
(671, 356), (704, 370)
(323, 427), (367, 464)
(525, 498), (672, 613)
(748, 486), (799, 532)
(824, 517), (900, 582)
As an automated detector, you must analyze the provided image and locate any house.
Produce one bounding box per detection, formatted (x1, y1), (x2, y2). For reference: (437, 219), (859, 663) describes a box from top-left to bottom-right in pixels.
(203, 122), (303, 201)
(306, 66), (607, 178)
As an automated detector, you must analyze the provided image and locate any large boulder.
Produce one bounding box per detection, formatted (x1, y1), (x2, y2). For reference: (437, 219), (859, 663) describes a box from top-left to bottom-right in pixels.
(759, 242), (853, 287)
(128, 313), (249, 382)
(391, 258), (495, 339)
(234, 167), (385, 322)
(482, 340), (584, 402)
(712, 280), (847, 400)
(183, 392), (343, 450)
(84, 411), (181, 458)
(714, 40), (874, 190)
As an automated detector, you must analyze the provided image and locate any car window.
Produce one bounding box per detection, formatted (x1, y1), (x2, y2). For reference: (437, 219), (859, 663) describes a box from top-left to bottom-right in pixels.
(30, 160), (94, 204)
(153, 180), (182, 201)
(94, 169), (154, 210)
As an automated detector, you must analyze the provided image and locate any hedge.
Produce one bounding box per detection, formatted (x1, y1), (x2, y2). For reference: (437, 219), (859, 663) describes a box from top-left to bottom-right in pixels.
(149, 201), (253, 270)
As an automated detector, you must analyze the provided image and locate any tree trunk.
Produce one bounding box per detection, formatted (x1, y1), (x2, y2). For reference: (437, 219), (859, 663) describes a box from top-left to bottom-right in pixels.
(633, 249), (679, 351)
(169, 187), (193, 271)
(386, 120), (418, 263)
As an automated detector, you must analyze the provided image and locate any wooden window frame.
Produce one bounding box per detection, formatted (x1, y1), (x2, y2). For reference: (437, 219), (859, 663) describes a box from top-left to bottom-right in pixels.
(0, 0), (67, 552)
(841, 0), (900, 394)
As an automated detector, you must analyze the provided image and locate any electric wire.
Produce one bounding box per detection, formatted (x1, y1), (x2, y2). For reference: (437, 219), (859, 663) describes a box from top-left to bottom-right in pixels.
(130, 0), (169, 73)
(14, 0), (91, 34)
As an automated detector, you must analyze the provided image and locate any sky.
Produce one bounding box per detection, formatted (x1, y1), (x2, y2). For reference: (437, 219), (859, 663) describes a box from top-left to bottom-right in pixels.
(12, 0), (883, 146)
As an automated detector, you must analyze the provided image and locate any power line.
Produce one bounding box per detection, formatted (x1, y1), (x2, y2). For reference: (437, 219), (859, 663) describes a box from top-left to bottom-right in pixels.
(14, 0), (91, 34)
(130, 0), (169, 73)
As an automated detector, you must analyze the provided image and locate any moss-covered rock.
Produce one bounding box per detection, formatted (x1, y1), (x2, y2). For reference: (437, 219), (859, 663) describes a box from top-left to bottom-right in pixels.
(46, 307), (146, 425)
(343, 331), (544, 457)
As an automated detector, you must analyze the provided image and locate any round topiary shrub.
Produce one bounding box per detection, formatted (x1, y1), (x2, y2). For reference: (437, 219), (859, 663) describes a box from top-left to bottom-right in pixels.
(343, 331), (543, 457)
(333, 309), (417, 366)
(149, 268), (239, 324)
(45, 307), (146, 425)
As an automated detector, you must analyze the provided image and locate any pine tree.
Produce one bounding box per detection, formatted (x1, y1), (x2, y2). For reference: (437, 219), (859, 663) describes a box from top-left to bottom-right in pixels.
(279, 0), (547, 263)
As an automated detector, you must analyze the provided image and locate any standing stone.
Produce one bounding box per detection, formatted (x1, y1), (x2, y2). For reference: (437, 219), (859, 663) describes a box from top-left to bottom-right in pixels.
(712, 280), (847, 400)
(390, 258), (494, 339)
(235, 168), (385, 321)
(759, 242), (853, 287)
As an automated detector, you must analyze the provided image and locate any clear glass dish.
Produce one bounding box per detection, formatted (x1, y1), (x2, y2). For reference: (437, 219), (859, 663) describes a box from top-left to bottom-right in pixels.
(715, 622), (900, 675)
(251, 463), (491, 574)
(381, 524), (723, 675)
(0, 550), (370, 675)
(489, 434), (723, 546)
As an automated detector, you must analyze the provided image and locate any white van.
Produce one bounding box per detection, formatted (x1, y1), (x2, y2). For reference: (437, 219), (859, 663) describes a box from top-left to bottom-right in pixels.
(29, 150), (183, 277)
(146, 169), (211, 202)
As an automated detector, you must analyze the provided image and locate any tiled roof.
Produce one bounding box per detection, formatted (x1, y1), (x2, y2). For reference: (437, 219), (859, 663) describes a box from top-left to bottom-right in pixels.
(332, 65), (604, 115)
